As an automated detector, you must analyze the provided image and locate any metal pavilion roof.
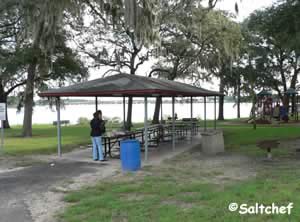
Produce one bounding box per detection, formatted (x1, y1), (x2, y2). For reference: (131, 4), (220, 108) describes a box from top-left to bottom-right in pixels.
(39, 73), (222, 97)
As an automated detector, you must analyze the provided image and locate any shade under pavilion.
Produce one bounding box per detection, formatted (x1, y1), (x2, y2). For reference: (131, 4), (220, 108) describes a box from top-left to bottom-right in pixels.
(39, 73), (222, 161)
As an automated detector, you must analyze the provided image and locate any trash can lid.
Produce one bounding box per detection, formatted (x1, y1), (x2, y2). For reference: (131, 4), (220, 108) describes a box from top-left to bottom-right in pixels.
(120, 139), (139, 144)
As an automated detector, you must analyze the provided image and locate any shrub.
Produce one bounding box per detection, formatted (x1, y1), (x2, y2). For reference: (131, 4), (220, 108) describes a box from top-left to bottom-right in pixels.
(77, 117), (89, 125)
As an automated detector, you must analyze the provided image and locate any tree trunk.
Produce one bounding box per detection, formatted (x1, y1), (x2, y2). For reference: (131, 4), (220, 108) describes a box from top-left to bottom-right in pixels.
(0, 82), (10, 128)
(248, 83), (257, 130)
(237, 76), (241, 119)
(218, 75), (225, 120)
(218, 96), (224, 120)
(152, 97), (161, 124)
(22, 58), (37, 137)
(252, 93), (257, 130)
(290, 68), (298, 115)
(126, 96), (133, 131)
(283, 95), (289, 111)
(291, 95), (295, 115)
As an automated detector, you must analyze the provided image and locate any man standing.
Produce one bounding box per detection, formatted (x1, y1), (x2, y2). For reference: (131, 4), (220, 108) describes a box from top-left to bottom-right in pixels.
(90, 110), (106, 161)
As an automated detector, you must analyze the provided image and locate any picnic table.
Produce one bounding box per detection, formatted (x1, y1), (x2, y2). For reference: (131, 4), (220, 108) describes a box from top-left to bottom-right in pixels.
(53, 120), (70, 126)
(102, 121), (200, 158)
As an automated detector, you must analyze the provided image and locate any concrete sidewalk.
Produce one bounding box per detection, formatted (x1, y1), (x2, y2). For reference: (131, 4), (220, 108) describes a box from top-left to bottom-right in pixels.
(52, 134), (202, 166)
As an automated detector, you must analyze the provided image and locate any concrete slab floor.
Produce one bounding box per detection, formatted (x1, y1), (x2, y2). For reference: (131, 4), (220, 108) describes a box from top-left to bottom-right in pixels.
(50, 134), (202, 167)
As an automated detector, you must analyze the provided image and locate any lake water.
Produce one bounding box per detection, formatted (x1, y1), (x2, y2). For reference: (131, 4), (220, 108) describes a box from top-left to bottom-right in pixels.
(8, 102), (252, 125)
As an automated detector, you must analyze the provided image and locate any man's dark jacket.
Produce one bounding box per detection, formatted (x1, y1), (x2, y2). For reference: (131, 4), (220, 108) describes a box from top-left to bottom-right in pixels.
(90, 118), (105, 137)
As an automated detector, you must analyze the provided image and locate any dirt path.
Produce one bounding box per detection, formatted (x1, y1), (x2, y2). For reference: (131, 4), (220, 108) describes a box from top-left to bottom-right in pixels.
(0, 159), (119, 222)
(4, 134), (295, 222)
(0, 137), (202, 222)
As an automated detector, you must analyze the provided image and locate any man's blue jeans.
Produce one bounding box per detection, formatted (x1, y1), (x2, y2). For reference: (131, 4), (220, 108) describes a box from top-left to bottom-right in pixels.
(91, 136), (104, 160)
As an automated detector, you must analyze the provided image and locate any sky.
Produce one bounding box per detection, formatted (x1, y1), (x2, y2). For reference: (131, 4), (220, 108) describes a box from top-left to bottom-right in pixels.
(215, 0), (274, 21)
(88, 0), (275, 85)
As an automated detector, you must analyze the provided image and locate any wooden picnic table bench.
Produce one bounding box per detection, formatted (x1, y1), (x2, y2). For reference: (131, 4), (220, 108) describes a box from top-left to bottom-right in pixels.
(102, 122), (200, 158)
(102, 125), (161, 158)
(53, 120), (70, 126)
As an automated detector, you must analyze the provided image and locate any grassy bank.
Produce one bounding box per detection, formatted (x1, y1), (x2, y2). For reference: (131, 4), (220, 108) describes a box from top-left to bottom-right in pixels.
(58, 123), (300, 222)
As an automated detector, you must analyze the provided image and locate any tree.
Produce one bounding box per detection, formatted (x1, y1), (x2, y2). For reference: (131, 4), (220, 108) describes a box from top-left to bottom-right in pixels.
(245, 1), (300, 107)
(0, 55), (27, 128)
(71, 0), (158, 130)
(0, 2), (28, 128)
(21, 0), (87, 137)
(227, 23), (274, 124)
(149, 1), (236, 122)
(0, 0), (89, 134)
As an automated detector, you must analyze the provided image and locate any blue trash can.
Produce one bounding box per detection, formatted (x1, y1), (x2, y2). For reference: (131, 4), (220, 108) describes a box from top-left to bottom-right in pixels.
(120, 139), (141, 171)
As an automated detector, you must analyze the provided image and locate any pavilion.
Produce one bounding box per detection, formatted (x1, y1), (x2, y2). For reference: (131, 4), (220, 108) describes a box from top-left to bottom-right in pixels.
(39, 73), (223, 161)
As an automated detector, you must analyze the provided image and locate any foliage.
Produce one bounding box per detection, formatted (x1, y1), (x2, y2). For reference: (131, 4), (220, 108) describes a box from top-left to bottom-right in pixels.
(150, 1), (242, 85)
(240, 0), (300, 97)
(77, 117), (90, 125)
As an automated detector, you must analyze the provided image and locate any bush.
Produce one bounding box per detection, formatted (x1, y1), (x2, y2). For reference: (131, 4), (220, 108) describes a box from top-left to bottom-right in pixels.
(77, 117), (89, 125)
(103, 116), (121, 124)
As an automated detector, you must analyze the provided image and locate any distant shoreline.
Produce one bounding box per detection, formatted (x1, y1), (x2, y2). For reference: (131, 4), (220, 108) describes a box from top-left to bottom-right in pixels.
(7, 99), (251, 108)
(34, 99), (248, 106)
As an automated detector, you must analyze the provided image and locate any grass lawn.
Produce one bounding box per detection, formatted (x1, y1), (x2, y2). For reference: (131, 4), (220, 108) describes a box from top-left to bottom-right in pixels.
(2, 124), (92, 155)
(1, 122), (157, 155)
(4, 117), (300, 156)
(58, 123), (300, 222)
(2, 121), (156, 155)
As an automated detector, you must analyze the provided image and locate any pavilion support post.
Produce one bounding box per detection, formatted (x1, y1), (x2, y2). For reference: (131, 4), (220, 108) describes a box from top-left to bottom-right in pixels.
(172, 97), (175, 151)
(204, 96), (207, 131)
(296, 95), (299, 121)
(123, 96), (126, 129)
(144, 97), (148, 162)
(160, 97), (163, 123)
(95, 96), (98, 112)
(214, 96), (217, 130)
(190, 96), (193, 138)
(56, 97), (62, 157)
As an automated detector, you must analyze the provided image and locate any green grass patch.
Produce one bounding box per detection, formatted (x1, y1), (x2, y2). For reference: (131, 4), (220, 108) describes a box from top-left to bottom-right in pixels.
(59, 123), (300, 222)
(60, 164), (300, 222)
(2, 125), (92, 155)
(3, 119), (299, 156)
(222, 125), (300, 156)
